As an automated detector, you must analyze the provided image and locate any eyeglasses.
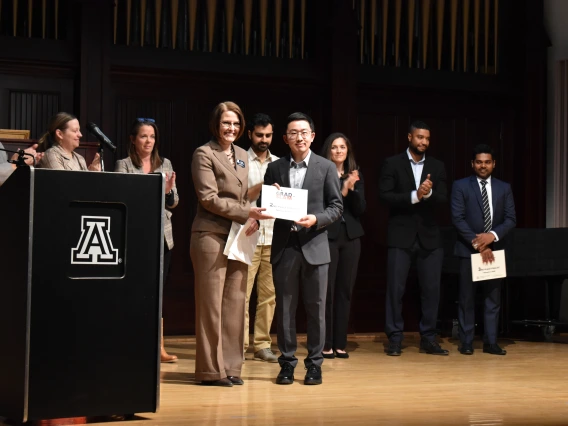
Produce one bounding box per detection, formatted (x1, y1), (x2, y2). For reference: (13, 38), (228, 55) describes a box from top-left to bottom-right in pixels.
(286, 130), (312, 140)
(137, 118), (156, 123)
(221, 121), (241, 129)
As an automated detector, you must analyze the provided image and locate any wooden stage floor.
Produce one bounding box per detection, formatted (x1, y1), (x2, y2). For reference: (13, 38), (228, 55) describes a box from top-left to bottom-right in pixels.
(6, 334), (568, 425)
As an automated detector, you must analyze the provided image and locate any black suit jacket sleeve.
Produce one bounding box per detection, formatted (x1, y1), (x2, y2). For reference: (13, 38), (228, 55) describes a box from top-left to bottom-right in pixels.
(345, 172), (366, 217)
(378, 157), (413, 208)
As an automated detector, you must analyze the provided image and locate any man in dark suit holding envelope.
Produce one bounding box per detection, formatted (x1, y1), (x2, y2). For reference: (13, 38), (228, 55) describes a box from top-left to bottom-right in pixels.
(264, 112), (342, 385)
(451, 144), (516, 356)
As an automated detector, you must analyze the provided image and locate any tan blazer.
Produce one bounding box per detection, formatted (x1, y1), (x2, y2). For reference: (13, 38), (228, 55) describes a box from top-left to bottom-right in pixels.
(114, 156), (179, 250)
(38, 144), (88, 170)
(191, 140), (250, 234)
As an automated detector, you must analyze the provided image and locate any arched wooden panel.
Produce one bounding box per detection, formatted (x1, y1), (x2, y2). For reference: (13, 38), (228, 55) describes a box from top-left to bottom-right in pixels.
(189, 0), (197, 51)
(382, 0), (388, 66)
(155, 0), (162, 47)
(421, 0), (431, 69)
(463, 0), (470, 71)
(407, 0), (415, 68)
(436, 0), (444, 70)
(359, 0), (365, 63)
(394, 0), (401, 66)
(206, 0), (217, 52)
(260, 0), (268, 56)
(275, 0), (282, 57)
(450, 0), (457, 71)
(474, 0), (480, 72)
(243, 0), (252, 55)
(288, 0), (294, 58)
(370, 0), (376, 65)
(171, 0), (179, 49)
(225, 0), (235, 53)
(301, 0), (306, 59)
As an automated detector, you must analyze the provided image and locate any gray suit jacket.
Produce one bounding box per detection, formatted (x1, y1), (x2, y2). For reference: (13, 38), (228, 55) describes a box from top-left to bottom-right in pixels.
(0, 142), (14, 186)
(264, 152), (343, 266)
(114, 156), (179, 250)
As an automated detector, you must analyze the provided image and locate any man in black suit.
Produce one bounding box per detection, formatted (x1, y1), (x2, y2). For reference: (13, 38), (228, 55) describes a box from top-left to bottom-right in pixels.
(451, 144), (516, 355)
(379, 120), (448, 356)
(264, 112), (343, 385)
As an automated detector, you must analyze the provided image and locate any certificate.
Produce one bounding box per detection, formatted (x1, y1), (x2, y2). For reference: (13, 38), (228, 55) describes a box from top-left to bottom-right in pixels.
(261, 185), (308, 222)
(471, 249), (507, 282)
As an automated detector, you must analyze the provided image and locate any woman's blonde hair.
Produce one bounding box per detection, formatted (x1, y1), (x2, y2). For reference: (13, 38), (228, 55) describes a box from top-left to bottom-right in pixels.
(37, 112), (77, 152)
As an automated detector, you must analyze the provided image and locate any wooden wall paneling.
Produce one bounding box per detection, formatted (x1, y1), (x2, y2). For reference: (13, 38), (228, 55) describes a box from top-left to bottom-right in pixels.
(0, 72), (73, 139)
(8, 90), (60, 139)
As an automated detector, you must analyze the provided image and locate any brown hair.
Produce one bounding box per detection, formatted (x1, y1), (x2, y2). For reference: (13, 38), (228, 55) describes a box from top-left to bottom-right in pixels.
(128, 119), (163, 171)
(320, 132), (358, 175)
(209, 101), (245, 142)
(37, 112), (77, 152)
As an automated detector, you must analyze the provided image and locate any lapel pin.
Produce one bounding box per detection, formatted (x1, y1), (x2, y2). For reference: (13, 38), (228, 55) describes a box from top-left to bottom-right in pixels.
(236, 159), (245, 168)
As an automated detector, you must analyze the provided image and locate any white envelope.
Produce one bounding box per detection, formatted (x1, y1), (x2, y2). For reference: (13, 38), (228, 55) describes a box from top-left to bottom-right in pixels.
(223, 221), (259, 266)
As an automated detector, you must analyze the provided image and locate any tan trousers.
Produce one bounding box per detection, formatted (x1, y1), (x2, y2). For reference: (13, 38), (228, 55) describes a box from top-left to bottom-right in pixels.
(190, 231), (247, 381)
(244, 244), (276, 353)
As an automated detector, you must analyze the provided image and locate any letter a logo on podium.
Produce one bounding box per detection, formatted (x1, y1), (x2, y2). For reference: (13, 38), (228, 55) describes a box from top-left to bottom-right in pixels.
(71, 216), (119, 264)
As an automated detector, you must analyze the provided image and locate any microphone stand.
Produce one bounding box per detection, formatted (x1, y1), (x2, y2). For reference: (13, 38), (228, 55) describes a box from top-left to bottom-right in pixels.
(98, 143), (105, 172)
(0, 147), (35, 167)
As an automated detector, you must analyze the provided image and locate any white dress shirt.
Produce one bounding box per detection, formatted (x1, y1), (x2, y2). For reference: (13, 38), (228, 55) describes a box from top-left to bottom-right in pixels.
(248, 147), (278, 245)
(407, 148), (432, 204)
(477, 175), (499, 241)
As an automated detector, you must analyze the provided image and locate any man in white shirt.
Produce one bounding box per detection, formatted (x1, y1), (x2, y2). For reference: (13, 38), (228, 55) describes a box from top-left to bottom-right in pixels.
(244, 113), (279, 363)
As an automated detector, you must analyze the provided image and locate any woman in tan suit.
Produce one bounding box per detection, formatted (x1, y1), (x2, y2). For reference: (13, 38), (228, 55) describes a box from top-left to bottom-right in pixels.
(38, 112), (101, 171)
(191, 101), (272, 387)
(114, 118), (179, 363)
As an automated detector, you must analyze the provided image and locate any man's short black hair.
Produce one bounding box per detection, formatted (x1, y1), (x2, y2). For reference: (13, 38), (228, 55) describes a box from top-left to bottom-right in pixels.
(408, 120), (430, 133)
(247, 113), (273, 132)
(472, 144), (494, 161)
(285, 112), (315, 133)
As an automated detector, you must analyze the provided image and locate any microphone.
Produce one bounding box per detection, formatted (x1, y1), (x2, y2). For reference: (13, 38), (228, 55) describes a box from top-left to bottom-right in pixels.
(86, 122), (116, 153)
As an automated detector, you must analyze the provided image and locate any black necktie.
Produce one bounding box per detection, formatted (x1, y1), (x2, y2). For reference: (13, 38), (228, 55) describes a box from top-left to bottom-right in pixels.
(480, 180), (491, 233)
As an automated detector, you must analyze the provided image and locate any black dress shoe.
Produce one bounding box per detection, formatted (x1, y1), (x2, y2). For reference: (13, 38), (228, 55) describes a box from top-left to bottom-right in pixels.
(483, 343), (507, 355)
(276, 363), (295, 385)
(386, 342), (402, 356)
(459, 343), (474, 355)
(322, 350), (335, 359)
(420, 340), (449, 355)
(201, 378), (233, 387)
(304, 365), (322, 385)
(227, 376), (244, 385)
(335, 350), (349, 359)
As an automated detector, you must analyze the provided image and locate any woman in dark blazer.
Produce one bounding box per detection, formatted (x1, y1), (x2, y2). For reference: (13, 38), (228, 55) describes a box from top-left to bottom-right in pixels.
(114, 118), (179, 363)
(190, 101), (272, 387)
(320, 133), (366, 359)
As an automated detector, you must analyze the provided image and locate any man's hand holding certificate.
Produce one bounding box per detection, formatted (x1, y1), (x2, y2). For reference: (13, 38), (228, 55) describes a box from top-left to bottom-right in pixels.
(261, 184), (308, 222)
(471, 249), (507, 282)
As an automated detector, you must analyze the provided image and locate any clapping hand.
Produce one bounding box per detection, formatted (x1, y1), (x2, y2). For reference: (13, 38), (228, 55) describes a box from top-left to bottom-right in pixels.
(417, 174), (432, 199)
(88, 153), (102, 171)
(165, 171), (177, 194)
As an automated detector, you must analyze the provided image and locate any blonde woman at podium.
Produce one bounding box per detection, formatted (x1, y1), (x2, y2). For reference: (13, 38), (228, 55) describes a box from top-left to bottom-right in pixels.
(114, 118), (179, 363)
(37, 112), (101, 171)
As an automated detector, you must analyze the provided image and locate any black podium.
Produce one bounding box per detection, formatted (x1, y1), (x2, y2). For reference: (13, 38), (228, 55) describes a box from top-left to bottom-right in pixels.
(0, 167), (164, 422)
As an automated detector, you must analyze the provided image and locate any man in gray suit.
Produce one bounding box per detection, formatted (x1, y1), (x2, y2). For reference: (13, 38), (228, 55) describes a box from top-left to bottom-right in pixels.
(264, 112), (343, 385)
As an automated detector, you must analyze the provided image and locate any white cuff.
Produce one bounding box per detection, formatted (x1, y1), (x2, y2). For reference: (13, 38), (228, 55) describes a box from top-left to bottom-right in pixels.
(411, 190), (420, 204)
(490, 230), (499, 242)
